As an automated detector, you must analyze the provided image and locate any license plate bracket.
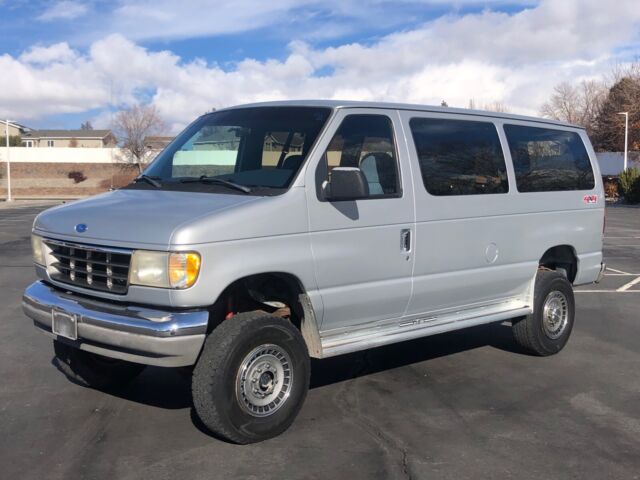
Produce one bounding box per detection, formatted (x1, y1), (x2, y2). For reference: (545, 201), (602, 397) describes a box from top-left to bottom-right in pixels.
(52, 309), (78, 340)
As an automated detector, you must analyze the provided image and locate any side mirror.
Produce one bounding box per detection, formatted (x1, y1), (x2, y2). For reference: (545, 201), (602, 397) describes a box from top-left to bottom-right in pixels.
(323, 167), (369, 201)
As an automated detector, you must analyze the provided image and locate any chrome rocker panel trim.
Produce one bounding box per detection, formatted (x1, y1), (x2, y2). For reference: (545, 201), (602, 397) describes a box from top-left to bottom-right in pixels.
(320, 299), (532, 358)
(22, 281), (208, 367)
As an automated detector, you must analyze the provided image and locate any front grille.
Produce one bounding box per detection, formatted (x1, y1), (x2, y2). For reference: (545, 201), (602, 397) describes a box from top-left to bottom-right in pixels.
(44, 239), (132, 295)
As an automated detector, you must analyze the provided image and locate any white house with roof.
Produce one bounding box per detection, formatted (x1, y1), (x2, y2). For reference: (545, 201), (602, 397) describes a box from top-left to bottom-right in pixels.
(21, 129), (116, 148)
(3, 121), (32, 137)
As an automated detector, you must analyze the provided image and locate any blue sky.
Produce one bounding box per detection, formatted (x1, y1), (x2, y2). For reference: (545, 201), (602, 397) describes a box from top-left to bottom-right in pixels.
(0, 0), (638, 131)
(0, 1), (531, 63)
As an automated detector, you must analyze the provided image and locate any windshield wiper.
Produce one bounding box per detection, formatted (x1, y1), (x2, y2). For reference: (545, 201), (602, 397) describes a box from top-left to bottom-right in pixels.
(180, 175), (252, 193)
(133, 174), (162, 188)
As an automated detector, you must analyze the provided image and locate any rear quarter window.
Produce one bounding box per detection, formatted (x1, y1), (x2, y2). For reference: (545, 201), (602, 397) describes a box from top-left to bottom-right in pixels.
(503, 124), (595, 192)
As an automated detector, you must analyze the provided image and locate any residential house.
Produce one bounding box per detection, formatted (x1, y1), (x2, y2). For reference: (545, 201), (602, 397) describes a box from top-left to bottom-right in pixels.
(22, 130), (117, 148)
(4, 121), (32, 137)
(144, 136), (174, 151)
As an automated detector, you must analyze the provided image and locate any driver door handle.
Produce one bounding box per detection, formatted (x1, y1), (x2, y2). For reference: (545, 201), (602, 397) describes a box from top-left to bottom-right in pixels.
(400, 229), (411, 252)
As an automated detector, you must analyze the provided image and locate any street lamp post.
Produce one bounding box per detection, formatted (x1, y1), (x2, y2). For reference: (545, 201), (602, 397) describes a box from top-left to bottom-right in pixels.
(4, 119), (12, 202)
(618, 112), (629, 172)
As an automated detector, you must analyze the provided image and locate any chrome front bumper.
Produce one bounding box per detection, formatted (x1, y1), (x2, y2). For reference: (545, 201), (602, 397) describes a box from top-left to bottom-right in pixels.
(22, 281), (208, 367)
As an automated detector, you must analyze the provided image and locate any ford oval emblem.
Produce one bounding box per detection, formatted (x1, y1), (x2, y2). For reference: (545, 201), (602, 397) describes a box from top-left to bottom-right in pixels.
(75, 223), (88, 233)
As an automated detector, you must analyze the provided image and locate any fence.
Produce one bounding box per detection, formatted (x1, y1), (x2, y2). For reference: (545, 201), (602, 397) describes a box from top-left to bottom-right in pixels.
(596, 152), (640, 176)
(0, 147), (142, 199)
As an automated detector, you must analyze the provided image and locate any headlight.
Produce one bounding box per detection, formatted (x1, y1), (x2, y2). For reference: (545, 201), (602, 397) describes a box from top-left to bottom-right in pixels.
(129, 250), (200, 289)
(31, 234), (45, 266)
(129, 251), (168, 288)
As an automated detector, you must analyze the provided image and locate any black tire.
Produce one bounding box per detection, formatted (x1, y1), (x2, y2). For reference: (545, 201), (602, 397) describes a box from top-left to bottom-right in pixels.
(53, 340), (146, 389)
(192, 311), (310, 444)
(512, 270), (575, 356)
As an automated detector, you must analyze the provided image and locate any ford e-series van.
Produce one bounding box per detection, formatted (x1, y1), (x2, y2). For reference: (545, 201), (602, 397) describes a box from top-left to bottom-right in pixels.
(22, 100), (605, 443)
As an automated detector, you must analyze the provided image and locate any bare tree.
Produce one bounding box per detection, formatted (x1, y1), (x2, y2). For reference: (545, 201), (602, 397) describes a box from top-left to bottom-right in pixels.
(540, 80), (607, 136)
(540, 82), (580, 123)
(609, 58), (640, 84)
(112, 104), (166, 173)
(80, 121), (94, 131)
(483, 101), (510, 113)
(467, 98), (510, 112)
(578, 80), (607, 134)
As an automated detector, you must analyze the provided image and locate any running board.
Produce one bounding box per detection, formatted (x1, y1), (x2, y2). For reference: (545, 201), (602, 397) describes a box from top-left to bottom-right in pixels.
(319, 303), (531, 358)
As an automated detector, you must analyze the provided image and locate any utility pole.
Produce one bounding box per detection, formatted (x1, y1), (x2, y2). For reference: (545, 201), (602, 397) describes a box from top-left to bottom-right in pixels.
(4, 119), (12, 202)
(618, 112), (629, 172)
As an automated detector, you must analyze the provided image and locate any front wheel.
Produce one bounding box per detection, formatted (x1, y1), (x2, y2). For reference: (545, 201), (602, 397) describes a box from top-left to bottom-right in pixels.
(192, 311), (310, 444)
(512, 270), (575, 356)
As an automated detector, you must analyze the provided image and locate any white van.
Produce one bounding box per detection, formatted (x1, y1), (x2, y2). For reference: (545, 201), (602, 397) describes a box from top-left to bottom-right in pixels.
(23, 101), (605, 443)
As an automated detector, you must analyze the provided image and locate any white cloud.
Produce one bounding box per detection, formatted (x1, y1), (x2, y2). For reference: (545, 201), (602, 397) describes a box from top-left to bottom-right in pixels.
(38, 1), (89, 21)
(19, 42), (78, 64)
(74, 0), (539, 43)
(1, 0), (639, 130)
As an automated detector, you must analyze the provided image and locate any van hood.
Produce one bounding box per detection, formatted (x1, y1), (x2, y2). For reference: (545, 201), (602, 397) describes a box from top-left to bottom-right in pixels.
(33, 189), (261, 248)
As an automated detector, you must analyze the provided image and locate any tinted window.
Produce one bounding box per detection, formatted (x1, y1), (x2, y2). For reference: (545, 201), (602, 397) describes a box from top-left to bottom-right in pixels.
(410, 118), (508, 196)
(261, 131), (306, 168)
(322, 115), (400, 198)
(143, 107), (331, 194)
(504, 125), (595, 192)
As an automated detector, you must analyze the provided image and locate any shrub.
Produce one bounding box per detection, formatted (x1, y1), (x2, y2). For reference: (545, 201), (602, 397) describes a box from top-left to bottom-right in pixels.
(0, 135), (22, 147)
(619, 168), (640, 204)
(67, 170), (87, 184)
(603, 177), (620, 200)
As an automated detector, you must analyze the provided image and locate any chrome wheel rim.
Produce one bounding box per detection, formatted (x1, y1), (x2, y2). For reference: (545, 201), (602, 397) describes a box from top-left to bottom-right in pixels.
(542, 291), (569, 339)
(236, 344), (293, 417)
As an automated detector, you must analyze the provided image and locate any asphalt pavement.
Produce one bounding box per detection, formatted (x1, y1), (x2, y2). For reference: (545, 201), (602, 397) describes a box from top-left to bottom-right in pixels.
(1, 201), (639, 480)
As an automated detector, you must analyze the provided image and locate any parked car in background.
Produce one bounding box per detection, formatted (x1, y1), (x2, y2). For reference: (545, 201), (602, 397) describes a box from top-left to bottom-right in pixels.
(22, 100), (605, 443)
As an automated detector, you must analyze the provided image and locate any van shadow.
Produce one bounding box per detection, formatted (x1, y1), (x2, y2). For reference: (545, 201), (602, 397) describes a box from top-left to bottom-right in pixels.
(309, 321), (526, 389)
(51, 356), (194, 409)
(51, 322), (527, 412)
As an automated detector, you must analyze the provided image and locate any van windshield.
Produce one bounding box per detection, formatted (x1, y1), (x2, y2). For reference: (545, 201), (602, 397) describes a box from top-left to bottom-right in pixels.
(134, 106), (332, 195)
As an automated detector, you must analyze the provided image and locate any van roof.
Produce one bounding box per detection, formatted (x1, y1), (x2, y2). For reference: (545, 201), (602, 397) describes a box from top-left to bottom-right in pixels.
(218, 100), (583, 130)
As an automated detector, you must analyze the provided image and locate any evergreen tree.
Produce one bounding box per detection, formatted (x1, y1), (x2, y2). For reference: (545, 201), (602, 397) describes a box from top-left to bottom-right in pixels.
(593, 77), (640, 152)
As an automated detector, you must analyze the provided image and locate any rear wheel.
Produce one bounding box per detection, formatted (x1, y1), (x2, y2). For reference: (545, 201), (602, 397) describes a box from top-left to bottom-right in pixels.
(512, 270), (575, 356)
(192, 311), (310, 444)
(53, 340), (146, 389)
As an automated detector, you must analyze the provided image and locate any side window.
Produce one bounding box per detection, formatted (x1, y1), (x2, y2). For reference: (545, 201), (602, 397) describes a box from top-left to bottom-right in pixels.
(504, 124), (595, 192)
(322, 115), (400, 198)
(410, 118), (508, 196)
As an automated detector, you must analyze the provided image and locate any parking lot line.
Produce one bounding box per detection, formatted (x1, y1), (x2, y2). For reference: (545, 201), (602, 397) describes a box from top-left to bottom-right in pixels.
(617, 276), (640, 292)
(575, 290), (640, 293)
(606, 267), (633, 275)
